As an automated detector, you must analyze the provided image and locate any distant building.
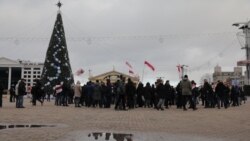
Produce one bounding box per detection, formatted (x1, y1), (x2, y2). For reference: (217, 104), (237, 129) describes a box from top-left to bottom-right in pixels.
(89, 69), (140, 84)
(0, 57), (43, 90)
(213, 65), (245, 86)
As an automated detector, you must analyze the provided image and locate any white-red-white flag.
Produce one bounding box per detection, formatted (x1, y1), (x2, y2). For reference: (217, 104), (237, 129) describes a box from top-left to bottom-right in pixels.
(144, 61), (155, 71)
(176, 64), (182, 79)
(76, 68), (84, 76)
(177, 64), (182, 73)
(125, 61), (133, 69)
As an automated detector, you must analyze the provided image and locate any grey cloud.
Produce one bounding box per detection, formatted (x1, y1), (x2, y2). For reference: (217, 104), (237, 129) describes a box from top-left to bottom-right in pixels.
(0, 0), (249, 85)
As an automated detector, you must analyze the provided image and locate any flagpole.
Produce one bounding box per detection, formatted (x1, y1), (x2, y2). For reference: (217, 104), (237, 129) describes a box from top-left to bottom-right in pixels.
(141, 64), (145, 83)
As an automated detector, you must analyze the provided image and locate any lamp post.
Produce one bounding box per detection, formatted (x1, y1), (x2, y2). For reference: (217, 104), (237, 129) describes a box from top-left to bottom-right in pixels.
(233, 21), (250, 85)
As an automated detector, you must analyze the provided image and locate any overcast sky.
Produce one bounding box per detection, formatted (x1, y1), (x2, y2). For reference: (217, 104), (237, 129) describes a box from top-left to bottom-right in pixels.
(0, 0), (249, 85)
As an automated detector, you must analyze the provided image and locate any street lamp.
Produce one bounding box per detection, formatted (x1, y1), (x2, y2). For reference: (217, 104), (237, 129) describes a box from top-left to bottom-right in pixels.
(233, 21), (250, 85)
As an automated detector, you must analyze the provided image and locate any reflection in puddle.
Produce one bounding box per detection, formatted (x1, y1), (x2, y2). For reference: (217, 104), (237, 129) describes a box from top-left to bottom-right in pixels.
(0, 124), (56, 130)
(88, 132), (133, 141)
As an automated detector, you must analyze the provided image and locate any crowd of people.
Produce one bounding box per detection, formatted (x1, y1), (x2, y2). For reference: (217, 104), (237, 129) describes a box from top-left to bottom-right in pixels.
(0, 75), (247, 110)
(4, 79), (45, 108)
(50, 75), (247, 111)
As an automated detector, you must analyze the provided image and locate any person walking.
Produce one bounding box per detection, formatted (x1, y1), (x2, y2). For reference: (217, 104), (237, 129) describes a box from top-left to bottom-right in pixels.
(180, 75), (192, 111)
(74, 81), (82, 107)
(156, 79), (165, 111)
(114, 76), (126, 110)
(31, 79), (44, 106)
(9, 84), (16, 103)
(126, 78), (136, 109)
(190, 80), (199, 110)
(17, 79), (26, 108)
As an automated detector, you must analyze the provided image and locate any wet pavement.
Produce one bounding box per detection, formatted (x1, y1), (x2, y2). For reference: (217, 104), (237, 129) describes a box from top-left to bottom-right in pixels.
(88, 132), (133, 141)
(0, 124), (56, 130)
(57, 131), (225, 141)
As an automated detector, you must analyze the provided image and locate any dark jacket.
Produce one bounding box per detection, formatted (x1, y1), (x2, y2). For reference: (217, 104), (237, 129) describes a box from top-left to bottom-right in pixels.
(144, 84), (152, 100)
(18, 81), (26, 96)
(156, 83), (165, 99)
(215, 82), (225, 98)
(125, 81), (136, 97)
(165, 83), (172, 99)
(0, 82), (3, 95)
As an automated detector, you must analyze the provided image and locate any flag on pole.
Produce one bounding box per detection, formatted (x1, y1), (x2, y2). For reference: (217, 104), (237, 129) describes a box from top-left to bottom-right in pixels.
(125, 61), (133, 69)
(177, 64), (182, 73)
(176, 64), (182, 79)
(144, 61), (155, 71)
(129, 70), (134, 74)
(75, 68), (84, 76)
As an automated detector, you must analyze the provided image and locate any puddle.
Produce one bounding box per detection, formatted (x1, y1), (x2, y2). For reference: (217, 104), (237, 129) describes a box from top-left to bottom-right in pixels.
(57, 131), (226, 141)
(88, 132), (133, 141)
(0, 124), (56, 130)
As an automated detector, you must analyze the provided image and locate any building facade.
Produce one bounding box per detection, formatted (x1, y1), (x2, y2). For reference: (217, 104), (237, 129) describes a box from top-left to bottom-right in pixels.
(213, 65), (245, 87)
(89, 69), (140, 85)
(0, 57), (43, 91)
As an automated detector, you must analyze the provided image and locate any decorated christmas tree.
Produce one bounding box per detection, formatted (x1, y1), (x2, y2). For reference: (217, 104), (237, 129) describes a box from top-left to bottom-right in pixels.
(41, 3), (74, 94)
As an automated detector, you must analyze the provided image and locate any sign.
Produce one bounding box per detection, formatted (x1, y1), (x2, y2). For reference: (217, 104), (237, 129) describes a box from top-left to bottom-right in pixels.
(237, 60), (250, 66)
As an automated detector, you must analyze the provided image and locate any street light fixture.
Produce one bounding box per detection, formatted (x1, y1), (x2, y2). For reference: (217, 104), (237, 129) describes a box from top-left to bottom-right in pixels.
(233, 21), (250, 85)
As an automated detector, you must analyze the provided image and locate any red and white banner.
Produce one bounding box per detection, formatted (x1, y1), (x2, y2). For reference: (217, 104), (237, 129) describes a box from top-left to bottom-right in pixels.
(237, 60), (250, 66)
(144, 61), (155, 71)
(176, 64), (182, 79)
(75, 68), (84, 76)
(126, 61), (133, 69)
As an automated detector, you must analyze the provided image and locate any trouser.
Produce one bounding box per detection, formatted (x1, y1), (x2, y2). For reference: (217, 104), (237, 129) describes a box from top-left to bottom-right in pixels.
(157, 98), (165, 109)
(55, 93), (61, 105)
(217, 97), (221, 109)
(164, 98), (169, 108)
(145, 99), (151, 107)
(62, 94), (68, 106)
(232, 96), (239, 106)
(182, 95), (190, 109)
(105, 96), (111, 108)
(176, 95), (182, 108)
(47, 94), (50, 101)
(0, 94), (2, 107)
(32, 95), (43, 106)
(80, 95), (85, 106)
(16, 95), (24, 108)
(92, 100), (100, 107)
(190, 96), (196, 109)
(74, 97), (80, 107)
(10, 94), (15, 102)
(85, 95), (92, 107)
(115, 95), (126, 110)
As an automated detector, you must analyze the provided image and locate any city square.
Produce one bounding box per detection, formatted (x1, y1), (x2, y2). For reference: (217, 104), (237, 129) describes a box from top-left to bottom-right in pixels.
(0, 97), (249, 141)
(1, 1), (250, 141)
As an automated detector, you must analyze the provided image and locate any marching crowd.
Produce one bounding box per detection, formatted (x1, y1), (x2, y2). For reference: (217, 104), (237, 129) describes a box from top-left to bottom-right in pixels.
(0, 75), (247, 110)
